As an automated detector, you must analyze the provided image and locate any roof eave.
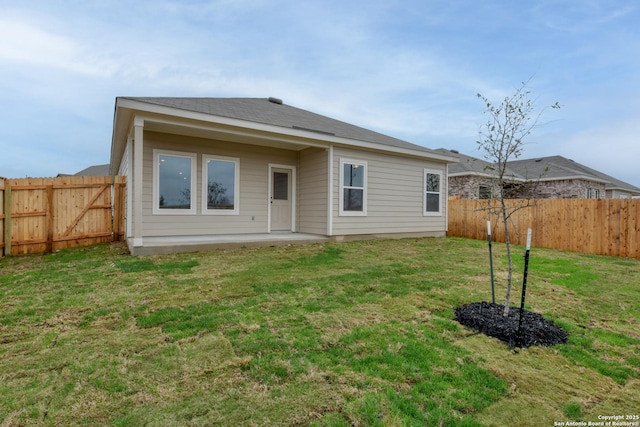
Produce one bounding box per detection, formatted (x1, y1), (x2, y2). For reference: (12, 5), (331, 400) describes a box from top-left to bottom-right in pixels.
(110, 98), (134, 178)
(448, 171), (526, 182)
(606, 186), (640, 194)
(536, 175), (610, 184)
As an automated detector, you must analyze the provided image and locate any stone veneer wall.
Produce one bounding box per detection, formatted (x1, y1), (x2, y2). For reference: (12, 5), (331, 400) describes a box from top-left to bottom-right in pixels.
(521, 179), (606, 199)
(449, 176), (494, 199)
(449, 176), (606, 199)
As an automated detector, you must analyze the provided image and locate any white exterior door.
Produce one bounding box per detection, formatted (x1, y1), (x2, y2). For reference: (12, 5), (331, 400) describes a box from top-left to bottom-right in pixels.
(270, 168), (292, 231)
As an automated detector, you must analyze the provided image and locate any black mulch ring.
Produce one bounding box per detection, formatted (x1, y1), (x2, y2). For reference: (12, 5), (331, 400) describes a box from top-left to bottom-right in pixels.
(454, 302), (569, 348)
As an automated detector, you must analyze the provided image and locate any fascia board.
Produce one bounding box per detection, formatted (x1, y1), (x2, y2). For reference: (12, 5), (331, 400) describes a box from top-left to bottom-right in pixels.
(536, 175), (610, 185)
(448, 171), (495, 178)
(110, 102), (134, 177)
(333, 139), (459, 163)
(449, 171), (526, 182)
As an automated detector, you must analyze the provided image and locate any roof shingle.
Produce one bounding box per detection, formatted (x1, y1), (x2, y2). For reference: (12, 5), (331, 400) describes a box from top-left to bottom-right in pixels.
(121, 97), (441, 155)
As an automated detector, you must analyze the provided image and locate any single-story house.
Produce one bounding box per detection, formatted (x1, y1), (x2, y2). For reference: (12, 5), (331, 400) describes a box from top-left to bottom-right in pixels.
(508, 155), (640, 199)
(442, 150), (640, 200)
(439, 150), (522, 200)
(109, 97), (458, 255)
(57, 164), (110, 177)
(75, 164), (111, 176)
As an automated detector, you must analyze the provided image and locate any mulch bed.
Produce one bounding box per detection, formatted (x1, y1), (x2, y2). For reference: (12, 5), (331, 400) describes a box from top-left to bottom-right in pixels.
(454, 302), (569, 348)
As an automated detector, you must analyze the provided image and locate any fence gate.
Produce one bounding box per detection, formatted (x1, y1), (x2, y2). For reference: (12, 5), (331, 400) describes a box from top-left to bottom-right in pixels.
(0, 176), (126, 256)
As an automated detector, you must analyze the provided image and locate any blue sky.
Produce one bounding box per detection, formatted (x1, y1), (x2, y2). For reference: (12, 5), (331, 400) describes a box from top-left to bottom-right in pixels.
(1, 0), (639, 186)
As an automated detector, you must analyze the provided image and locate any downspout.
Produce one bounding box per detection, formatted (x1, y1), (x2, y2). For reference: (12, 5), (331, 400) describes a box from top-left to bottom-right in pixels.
(327, 145), (334, 236)
(445, 163), (449, 233)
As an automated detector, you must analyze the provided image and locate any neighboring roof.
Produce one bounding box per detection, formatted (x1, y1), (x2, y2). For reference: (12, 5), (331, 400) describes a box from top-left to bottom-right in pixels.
(447, 152), (640, 195)
(437, 149), (521, 180)
(509, 156), (640, 194)
(508, 156), (606, 182)
(592, 170), (640, 193)
(75, 164), (110, 176)
(116, 97), (453, 160)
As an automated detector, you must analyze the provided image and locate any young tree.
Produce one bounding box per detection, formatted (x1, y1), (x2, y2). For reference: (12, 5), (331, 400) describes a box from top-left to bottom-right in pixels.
(476, 81), (559, 316)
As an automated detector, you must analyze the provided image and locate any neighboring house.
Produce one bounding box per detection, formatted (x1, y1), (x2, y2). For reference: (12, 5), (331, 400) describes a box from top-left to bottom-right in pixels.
(75, 164), (110, 176)
(56, 164), (110, 177)
(442, 150), (640, 199)
(109, 97), (458, 255)
(439, 150), (521, 200)
(508, 156), (640, 199)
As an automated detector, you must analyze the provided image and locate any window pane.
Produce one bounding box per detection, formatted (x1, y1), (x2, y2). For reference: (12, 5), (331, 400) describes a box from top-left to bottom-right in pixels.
(426, 173), (440, 192)
(479, 186), (491, 199)
(426, 193), (440, 212)
(273, 172), (288, 200)
(343, 163), (364, 187)
(343, 188), (363, 211)
(159, 155), (192, 209)
(206, 159), (235, 210)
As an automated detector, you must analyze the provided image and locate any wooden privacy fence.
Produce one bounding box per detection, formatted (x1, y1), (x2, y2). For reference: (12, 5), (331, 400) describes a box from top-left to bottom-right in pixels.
(448, 198), (640, 259)
(1, 176), (126, 256)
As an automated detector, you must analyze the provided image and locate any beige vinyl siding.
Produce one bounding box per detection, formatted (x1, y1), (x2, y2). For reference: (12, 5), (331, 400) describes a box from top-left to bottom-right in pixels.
(141, 131), (297, 237)
(298, 147), (328, 235)
(331, 147), (447, 235)
(117, 140), (131, 238)
(117, 141), (130, 177)
(608, 189), (634, 199)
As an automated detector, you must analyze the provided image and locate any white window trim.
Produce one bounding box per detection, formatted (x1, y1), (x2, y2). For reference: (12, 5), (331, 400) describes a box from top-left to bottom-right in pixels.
(424, 169), (443, 216)
(153, 149), (197, 215)
(339, 158), (367, 216)
(202, 155), (240, 215)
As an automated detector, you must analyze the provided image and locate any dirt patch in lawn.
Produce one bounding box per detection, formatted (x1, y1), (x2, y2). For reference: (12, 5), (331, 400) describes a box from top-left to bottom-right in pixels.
(455, 302), (568, 348)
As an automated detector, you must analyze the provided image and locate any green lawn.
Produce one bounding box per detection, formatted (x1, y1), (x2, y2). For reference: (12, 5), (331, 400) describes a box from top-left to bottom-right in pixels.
(1, 237), (639, 426)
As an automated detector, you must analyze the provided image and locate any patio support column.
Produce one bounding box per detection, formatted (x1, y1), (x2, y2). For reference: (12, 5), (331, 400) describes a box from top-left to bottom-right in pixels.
(132, 117), (144, 247)
(125, 134), (133, 241)
(445, 163), (449, 232)
(327, 145), (334, 236)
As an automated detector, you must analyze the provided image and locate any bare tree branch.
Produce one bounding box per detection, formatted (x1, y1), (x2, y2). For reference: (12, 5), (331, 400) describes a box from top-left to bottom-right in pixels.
(476, 80), (560, 316)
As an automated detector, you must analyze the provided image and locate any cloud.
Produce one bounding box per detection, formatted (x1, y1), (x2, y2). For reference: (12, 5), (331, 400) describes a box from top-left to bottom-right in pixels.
(1, 0), (639, 182)
(557, 117), (640, 186)
(0, 18), (117, 78)
(531, 0), (636, 33)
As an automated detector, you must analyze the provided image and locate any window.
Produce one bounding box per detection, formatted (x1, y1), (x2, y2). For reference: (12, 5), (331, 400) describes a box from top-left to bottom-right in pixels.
(424, 169), (442, 216)
(273, 172), (288, 200)
(585, 188), (600, 199)
(203, 155), (239, 215)
(153, 150), (196, 215)
(479, 185), (492, 200)
(340, 159), (367, 215)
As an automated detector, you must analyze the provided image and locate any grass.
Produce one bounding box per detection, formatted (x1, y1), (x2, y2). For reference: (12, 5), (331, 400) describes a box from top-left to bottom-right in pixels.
(1, 237), (639, 426)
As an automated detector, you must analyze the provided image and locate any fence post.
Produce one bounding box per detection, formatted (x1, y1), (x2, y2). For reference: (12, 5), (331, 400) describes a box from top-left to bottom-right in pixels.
(45, 184), (54, 253)
(3, 183), (11, 256)
(487, 220), (495, 304)
(113, 180), (125, 242)
(0, 178), (4, 257)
